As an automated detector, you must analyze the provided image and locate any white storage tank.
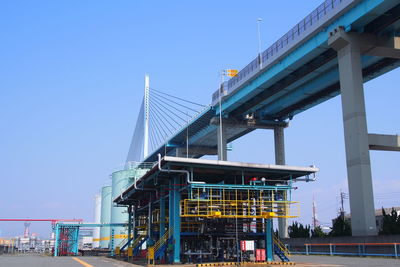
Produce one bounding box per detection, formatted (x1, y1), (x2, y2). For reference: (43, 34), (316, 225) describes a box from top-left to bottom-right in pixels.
(100, 186), (112, 248)
(93, 194), (101, 248)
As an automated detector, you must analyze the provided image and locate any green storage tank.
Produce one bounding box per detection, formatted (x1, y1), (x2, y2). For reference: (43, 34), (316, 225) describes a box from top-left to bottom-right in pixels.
(110, 170), (133, 249)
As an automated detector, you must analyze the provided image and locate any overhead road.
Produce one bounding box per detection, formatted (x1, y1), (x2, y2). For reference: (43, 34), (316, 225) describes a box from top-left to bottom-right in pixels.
(128, 0), (400, 237)
(140, 0), (400, 163)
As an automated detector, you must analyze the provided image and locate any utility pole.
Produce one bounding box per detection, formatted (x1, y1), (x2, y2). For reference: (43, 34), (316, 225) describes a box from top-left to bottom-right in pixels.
(257, 18), (263, 68)
(312, 196), (318, 229)
(340, 189), (345, 220)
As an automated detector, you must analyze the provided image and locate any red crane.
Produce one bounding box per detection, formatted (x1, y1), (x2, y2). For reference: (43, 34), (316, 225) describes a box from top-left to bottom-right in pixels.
(0, 219), (83, 227)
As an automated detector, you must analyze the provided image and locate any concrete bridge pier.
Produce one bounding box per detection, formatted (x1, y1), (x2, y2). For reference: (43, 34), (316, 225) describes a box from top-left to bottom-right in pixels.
(274, 126), (288, 238)
(217, 123), (227, 161)
(329, 28), (377, 236)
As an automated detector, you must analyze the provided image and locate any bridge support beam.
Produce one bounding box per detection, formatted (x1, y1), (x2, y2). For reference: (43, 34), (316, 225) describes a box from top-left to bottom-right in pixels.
(329, 27), (377, 236)
(217, 123), (227, 161)
(368, 133), (400, 151)
(274, 126), (288, 238)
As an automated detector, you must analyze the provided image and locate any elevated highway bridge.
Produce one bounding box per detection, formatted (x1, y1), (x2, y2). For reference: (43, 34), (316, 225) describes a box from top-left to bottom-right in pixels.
(127, 0), (400, 237)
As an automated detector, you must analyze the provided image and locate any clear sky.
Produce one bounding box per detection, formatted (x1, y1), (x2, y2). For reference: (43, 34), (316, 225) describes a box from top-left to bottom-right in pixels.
(1, 0), (399, 238)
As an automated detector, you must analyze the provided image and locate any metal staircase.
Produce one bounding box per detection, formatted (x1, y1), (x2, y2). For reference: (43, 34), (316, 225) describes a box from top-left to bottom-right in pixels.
(148, 228), (172, 264)
(273, 235), (290, 262)
(130, 234), (148, 256)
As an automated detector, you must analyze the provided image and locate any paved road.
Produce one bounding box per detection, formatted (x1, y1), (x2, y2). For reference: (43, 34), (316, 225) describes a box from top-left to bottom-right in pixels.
(0, 254), (139, 267)
(1, 254), (399, 267)
(291, 255), (400, 267)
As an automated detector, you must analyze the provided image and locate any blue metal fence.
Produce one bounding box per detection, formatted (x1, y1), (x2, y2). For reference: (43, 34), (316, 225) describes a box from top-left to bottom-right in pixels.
(287, 242), (399, 258)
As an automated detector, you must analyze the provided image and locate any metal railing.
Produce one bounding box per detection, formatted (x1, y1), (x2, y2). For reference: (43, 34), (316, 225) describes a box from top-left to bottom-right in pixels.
(274, 235), (291, 257)
(180, 199), (299, 219)
(131, 234), (147, 249)
(148, 228), (173, 264)
(212, 0), (349, 104)
(288, 242), (400, 258)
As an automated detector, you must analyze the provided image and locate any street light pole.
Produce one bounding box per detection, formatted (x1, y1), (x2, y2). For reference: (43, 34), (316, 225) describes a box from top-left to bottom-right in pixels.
(257, 18), (263, 68)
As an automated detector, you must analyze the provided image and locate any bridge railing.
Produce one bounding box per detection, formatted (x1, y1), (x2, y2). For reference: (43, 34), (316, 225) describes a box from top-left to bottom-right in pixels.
(213, 0), (350, 105)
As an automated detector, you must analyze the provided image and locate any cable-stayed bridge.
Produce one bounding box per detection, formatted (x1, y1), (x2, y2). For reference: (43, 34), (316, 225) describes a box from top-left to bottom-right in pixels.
(126, 0), (400, 237)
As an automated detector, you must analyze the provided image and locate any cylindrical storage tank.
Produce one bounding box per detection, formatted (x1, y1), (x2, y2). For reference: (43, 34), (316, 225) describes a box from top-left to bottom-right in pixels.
(100, 186), (112, 249)
(110, 170), (132, 247)
(93, 194), (102, 248)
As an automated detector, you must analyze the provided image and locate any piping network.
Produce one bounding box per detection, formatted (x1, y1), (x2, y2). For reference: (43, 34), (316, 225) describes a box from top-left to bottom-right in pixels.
(126, 87), (207, 163)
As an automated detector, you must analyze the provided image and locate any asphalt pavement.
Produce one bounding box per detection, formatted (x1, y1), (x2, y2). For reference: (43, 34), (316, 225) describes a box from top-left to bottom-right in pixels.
(0, 254), (139, 267)
(0, 254), (399, 267)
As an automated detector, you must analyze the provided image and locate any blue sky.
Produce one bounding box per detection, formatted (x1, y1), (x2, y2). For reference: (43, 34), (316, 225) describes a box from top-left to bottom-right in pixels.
(1, 0), (399, 238)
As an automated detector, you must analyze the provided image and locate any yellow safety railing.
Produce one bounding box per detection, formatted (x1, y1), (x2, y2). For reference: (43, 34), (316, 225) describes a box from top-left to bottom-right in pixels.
(148, 228), (173, 264)
(273, 235), (290, 257)
(180, 199), (299, 219)
(155, 227), (172, 253)
(131, 234), (147, 249)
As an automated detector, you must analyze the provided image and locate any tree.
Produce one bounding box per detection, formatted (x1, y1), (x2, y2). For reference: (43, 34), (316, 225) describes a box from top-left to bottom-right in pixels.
(329, 214), (351, 236)
(311, 226), (326, 237)
(288, 221), (310, 238)
(379, 207), (400, 235)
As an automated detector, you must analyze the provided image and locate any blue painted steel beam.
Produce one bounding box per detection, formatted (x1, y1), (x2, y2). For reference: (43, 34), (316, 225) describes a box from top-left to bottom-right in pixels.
(54, 225), (60, 256)
(172, 176), (181, 263)
(72, 227), (79, 255)
(258, 55), (380, 117)
(168, 180), (174, 264)
(159, 188), (166, 239)
(266, 219), (273, 261)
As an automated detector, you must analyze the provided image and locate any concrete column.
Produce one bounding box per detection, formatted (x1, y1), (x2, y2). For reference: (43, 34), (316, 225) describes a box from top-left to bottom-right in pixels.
(274, 127), (288, 239)
(274, 127), (285, 165)
(330, 30), (377, 236)
(217, 124), (227, 161)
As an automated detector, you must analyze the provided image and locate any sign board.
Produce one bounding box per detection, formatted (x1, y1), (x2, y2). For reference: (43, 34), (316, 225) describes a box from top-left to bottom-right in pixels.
(240, 240), (255, 251)
(225, 69), (238, 77)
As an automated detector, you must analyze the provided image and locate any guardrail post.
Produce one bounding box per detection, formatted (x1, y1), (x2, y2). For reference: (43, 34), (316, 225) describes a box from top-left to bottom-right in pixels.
(394, 244), (398, 259)
(329, 244), (333, 256)
(305, 244), (309, 255)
